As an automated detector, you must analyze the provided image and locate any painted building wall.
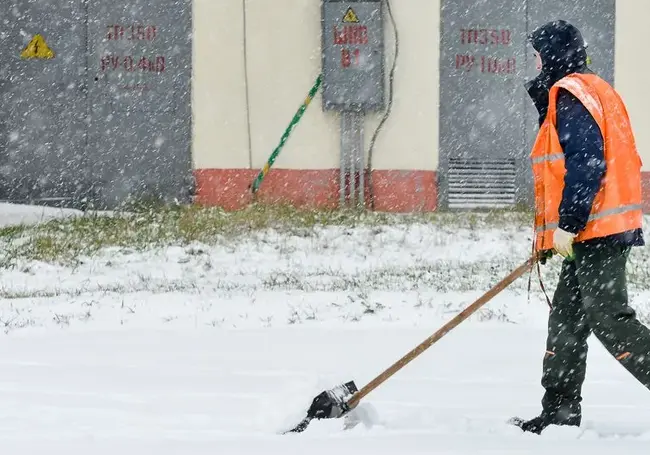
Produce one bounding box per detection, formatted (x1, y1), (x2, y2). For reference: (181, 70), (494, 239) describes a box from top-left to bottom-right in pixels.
(192, 0), (650, 212)
(614, 0), (650, 210)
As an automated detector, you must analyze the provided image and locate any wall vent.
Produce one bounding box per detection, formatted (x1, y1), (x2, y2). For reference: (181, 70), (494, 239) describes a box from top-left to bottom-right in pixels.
(447, 158), (516, 209)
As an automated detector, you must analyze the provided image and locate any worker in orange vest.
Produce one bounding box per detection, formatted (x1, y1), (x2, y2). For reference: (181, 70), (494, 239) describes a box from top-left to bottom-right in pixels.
(510, 20), (649, 434)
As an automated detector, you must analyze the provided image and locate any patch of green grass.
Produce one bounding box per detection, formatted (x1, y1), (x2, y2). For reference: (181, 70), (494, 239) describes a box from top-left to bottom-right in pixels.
(0, 203), (534, 266)
(0, 225), (24, 238)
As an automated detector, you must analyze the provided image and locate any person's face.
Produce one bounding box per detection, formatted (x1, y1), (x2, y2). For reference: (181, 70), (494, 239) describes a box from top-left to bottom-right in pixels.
(534, 50), (542, 71)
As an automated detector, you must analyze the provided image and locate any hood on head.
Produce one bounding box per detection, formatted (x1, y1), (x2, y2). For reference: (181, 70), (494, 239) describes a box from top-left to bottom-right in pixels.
(528, 20), (588, 80)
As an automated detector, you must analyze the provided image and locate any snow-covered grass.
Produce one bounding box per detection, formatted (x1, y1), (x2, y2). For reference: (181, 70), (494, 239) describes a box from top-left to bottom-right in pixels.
(0, 203), (648, 333)
(0, 203), (533, 264)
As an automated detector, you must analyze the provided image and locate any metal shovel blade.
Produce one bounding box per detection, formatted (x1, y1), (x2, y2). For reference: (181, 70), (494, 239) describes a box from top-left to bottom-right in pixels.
(284, 380), (358, 434)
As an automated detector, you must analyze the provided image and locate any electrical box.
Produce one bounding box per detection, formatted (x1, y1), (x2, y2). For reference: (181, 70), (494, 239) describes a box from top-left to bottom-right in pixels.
(321, 0), (385, 112)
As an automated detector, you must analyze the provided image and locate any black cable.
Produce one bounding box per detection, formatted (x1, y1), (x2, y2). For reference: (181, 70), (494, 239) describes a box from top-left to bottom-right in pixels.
(367, 0), (398, 210)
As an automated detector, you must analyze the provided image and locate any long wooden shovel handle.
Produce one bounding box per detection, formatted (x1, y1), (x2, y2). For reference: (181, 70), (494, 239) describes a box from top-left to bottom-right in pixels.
(347, 255), (539, 409)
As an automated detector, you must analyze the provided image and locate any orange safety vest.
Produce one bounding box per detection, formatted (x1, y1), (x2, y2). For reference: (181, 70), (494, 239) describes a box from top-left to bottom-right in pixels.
(531, 73), (644, 252)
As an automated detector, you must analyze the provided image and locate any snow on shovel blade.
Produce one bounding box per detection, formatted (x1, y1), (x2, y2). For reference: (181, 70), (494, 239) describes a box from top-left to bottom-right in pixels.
(284, 380), (358, 434)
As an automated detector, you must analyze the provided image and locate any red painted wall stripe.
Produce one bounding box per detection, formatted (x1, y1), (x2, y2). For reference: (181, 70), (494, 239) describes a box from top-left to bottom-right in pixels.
(193, 169), (437, 212)
(194, 169), (650, 214)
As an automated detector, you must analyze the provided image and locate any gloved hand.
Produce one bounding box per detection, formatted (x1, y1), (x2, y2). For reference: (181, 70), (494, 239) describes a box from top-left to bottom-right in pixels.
(537, 249), (554, 265)
(553, 228), (576, 259)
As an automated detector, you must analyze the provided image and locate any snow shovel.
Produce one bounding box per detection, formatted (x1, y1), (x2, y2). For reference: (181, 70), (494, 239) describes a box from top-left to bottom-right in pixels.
(284, 254), (541, 434)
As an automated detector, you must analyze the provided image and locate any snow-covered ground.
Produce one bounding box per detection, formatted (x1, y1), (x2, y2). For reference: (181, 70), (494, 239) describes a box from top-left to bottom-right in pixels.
(1, 203), (650, 453)
(4, 324), (650, 453)
(0, 202), (84, 228)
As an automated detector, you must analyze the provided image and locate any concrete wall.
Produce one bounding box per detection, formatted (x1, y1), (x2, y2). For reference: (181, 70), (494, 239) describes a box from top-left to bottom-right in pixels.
(615, 1), (650, 170)
(192, 0), (650, 211)
(609, 0), (650, 207)
(192, 0), (248, 170)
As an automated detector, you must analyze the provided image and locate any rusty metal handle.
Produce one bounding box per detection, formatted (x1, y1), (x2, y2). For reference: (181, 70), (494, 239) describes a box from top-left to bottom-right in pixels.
(347, 255), (539, 409)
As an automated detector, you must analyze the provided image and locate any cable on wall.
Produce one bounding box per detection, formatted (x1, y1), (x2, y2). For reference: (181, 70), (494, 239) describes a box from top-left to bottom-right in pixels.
(366, 0), (399, 210)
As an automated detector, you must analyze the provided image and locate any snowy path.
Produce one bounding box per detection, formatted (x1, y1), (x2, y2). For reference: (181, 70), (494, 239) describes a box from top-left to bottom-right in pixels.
(2, 324), (650, 454)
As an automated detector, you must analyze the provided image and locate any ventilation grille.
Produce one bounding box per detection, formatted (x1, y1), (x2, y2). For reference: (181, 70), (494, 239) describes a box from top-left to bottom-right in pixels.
(447, 158), (516, 209)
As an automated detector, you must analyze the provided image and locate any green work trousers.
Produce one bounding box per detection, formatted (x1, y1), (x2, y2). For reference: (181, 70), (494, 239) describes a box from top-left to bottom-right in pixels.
(540, 242), (650, 420)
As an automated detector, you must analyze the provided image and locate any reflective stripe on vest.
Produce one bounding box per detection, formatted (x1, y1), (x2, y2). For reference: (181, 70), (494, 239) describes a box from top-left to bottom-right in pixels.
(531, 153), (564, 165)
(535, 203), (644, 233)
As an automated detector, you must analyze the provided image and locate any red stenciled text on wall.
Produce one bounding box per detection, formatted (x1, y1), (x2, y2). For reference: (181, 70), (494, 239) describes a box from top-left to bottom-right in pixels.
(455, 28), (516, 74)
(100, 55), (165, 73)
(106, 25), (157, 41)
(333, 25), (368, 69)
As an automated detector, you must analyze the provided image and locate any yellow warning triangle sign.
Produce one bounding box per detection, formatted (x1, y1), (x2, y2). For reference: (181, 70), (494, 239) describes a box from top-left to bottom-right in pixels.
(20, 34), (55, 59)
(342, 7), (359, 23)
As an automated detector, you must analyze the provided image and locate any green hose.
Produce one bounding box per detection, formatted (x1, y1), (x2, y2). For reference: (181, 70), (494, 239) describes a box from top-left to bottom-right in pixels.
(249, 74), (322, 194)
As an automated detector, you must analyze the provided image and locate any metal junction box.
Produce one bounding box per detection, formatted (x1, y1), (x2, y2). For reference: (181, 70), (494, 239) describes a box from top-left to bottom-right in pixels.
(321, 0), (385, 112)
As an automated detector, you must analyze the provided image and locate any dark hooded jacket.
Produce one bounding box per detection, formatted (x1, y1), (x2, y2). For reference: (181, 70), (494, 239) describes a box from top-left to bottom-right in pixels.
(525, 20), (644, 247)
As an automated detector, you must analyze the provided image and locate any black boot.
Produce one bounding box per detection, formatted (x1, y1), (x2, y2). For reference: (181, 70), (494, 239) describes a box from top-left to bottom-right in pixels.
(511, 412), (580, 434)
(511, 400), (581, 434)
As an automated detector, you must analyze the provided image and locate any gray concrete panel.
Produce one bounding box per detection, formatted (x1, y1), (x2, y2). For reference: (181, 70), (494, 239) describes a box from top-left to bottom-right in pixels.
(87, 0), (193, 208)
(0, 0), (88, 206)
